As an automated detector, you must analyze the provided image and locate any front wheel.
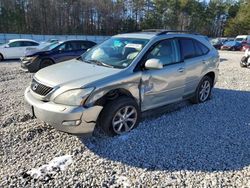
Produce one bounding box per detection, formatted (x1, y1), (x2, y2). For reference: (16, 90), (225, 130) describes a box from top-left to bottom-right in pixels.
(190, 76), (213, 104)
(98, 96), (140, 136)
(39, 59), (54, 69)
(0, 54), (3, 61)
(240, 61), (246, 67)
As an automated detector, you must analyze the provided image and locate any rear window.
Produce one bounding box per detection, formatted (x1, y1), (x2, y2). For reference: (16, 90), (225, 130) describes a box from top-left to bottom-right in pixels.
(179, 38), (196, 59)
(180, 38), (209, 59)
(194, 40), (209, 55)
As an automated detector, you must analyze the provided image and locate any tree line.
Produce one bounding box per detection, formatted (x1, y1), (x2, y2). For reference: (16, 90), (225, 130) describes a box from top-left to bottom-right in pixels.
(0, 0), (249, 37)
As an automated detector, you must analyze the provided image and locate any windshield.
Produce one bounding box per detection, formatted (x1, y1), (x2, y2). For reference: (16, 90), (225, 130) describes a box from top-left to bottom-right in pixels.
(41, 42), (60, 51)
(80, 37), (149, 68)
(235, 38), (244, 42)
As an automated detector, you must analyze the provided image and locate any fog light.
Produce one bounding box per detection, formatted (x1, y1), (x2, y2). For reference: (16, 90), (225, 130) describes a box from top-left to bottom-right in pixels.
(62, 120), (81, 126)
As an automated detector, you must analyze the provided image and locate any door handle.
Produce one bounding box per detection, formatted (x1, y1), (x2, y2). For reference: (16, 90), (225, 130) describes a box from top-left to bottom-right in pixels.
(178, 67), (185, 72)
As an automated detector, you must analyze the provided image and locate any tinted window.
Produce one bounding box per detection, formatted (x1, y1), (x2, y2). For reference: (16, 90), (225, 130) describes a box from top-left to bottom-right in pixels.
(194, 40), (203, 56)
(57, 42), (73, 51)
(21, 41), (39, 46)
(180, 38), (196, 59)
(85, 41), (96, 48)
(195, 40), (209, 55)
(9, 41), (22, 47)
(146, 39), (180, 66)
(72, 41), (87, 50)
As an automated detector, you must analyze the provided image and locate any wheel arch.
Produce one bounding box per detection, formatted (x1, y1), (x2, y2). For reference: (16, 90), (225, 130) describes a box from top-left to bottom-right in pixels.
(41, 57), (55, 64)
(204, 71), (215, 86)
(92, 88), (139, 108)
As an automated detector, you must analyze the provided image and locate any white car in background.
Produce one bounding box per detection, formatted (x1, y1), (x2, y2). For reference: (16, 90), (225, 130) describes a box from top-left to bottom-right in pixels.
(0, 39), (40, 61)
(235, 35), (250, 44)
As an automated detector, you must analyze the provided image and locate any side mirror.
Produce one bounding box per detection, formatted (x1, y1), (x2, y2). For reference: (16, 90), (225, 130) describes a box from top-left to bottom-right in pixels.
(58, 48), (63, 53)
(145, 58), (163, 70)
(4, 44), (9, 48)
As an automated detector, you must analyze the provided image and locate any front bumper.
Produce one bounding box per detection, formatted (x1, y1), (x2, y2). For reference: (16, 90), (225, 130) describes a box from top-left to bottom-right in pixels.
(24, 87), (103, 136)
(20, 57), (41, 73)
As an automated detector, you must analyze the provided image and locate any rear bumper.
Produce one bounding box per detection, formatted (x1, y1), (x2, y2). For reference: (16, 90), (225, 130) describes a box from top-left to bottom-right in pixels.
(24, 87), (103, 136)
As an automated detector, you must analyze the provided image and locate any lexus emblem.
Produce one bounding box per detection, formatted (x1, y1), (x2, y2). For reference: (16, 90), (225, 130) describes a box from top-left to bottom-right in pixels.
(32, 83), (38, 91)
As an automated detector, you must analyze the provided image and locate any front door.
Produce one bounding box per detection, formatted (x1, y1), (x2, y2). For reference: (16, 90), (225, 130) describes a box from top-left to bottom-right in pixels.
(141, 38), (186, 111)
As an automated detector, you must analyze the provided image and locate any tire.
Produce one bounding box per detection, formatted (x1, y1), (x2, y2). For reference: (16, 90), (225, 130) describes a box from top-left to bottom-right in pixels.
(0, 54), (3, 61)
(240, 61), (246, 67)
(98, 96), (140, 136)
(39, 59), (54, 69)
(190, 76), (213, 104)
(240, 56), (248, 67)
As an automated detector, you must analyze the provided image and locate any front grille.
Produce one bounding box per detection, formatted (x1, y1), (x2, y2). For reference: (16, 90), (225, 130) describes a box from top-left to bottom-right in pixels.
(31, 79), (53, 96)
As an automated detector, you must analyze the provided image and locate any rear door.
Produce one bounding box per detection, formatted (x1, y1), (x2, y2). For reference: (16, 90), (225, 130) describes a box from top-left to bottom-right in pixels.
(20, 41), (39, 56)
(141, 38), (186, 111)
(179, 38), (210, 96)
(4, 41), (23, 58)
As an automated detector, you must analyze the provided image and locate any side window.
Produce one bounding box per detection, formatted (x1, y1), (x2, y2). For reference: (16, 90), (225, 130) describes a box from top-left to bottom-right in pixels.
(196, 41), (209, 55)
(74, 41), (88, 50)
(9, 41), (22, 47)
(58, 42), (73, 51)
(146, 39), (180, 66)
(85, 41), (96, 48)
(20, 41), (39, 47)
(65, 42), (73, 51)
(179, 38), (196, 59)
(193, 40), (204, 56)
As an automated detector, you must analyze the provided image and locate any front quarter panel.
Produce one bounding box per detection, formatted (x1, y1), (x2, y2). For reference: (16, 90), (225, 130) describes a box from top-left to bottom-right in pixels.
(85, 71), (142, 107)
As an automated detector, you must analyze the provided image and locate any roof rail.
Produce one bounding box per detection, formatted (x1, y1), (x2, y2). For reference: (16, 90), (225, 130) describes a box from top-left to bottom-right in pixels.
(141, 29), (166, 32)
(141, 29), (200, 35)
(157, 30), (200, 35)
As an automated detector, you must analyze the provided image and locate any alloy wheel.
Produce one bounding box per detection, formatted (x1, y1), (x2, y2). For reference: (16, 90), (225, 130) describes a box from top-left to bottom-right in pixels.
(112, 105), (137, 134)
(199, 80), (211, 102)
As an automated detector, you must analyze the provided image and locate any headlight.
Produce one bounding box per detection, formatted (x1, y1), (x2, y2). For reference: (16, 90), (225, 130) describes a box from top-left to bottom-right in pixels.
(23, 56), (38, 63)
(54, 88), (94, 106)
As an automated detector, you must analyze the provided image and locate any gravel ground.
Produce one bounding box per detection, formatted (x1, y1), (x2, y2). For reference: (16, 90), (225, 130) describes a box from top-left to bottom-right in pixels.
(1, 51), (250, 187)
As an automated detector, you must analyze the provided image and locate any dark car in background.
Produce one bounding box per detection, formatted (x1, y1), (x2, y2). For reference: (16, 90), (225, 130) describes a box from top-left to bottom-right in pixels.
(210, 38), (223, 49)
(21, 40), (96, 72)
(220, 41), (242, 51)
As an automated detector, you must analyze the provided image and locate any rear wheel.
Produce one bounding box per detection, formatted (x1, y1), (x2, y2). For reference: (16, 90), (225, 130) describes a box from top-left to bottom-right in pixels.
(190, 76), (213, 104)
(39, 59), (54, 69)
(98, 96), (140, 136)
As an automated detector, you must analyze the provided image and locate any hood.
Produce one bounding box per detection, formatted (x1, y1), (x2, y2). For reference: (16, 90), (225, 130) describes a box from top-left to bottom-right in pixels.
(25, 49), (50, 56)
(34, 59), (121, 89)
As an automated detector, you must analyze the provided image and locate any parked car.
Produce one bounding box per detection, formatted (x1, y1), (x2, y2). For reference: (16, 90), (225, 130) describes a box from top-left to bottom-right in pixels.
(241, 43), (250, 52)
(24, 31), (219, 137)
(220, 37), (234, 44)
(235, 35), (250, 45)
(210, 38), (223, 49)
(220, 41), (242, 51)
(0, 39), (39, 61)
(20, 40), (96, 72)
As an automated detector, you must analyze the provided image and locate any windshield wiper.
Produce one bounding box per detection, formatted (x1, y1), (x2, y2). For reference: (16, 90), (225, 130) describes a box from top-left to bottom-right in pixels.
(87, 59), (114, 68)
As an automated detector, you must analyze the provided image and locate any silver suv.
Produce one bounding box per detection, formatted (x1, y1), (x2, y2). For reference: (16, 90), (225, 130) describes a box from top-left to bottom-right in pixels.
(25, 31), (219, 136)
